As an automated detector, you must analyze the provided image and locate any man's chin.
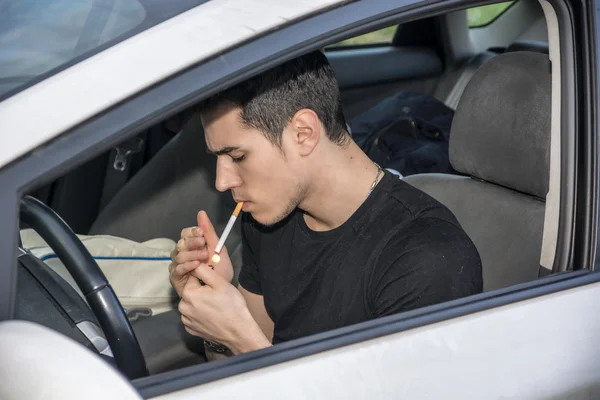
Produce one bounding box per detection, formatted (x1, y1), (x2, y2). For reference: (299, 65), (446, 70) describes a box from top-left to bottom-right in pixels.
(250, 213), (281, 228)
(250, 209), (295, 228)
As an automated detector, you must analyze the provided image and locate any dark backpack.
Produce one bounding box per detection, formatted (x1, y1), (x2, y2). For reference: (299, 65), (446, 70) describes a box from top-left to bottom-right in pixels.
(349, 91), (460, 176)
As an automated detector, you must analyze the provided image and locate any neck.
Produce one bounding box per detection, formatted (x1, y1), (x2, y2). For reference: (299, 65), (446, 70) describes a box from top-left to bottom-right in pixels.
(299, 141), (382, 231)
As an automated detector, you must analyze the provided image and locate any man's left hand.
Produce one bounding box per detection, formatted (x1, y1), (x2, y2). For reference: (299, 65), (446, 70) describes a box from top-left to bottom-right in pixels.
(178, 264), (271, 355)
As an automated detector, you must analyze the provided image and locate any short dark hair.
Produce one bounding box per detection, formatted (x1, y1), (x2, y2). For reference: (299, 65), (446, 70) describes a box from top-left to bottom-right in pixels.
(199, 51), (349, 146)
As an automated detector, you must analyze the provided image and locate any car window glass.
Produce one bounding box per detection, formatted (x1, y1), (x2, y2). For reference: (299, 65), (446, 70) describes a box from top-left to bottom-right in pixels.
(467, 1), (515, 28)
(0, 0), (144, 99)
(0, 0), (209, 101)
(327, 26), (398, 47)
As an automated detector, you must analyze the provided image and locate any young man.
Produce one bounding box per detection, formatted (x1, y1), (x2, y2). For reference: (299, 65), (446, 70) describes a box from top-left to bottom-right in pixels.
(169, 51), (483, 357)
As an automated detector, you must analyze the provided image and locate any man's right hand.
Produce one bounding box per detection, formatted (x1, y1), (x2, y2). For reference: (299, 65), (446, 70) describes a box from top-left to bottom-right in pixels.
(169, 210), (234, 298)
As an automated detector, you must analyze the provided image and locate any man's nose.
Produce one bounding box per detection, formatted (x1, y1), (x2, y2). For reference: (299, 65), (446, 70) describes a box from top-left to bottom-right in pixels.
(215, 158), (241, 193)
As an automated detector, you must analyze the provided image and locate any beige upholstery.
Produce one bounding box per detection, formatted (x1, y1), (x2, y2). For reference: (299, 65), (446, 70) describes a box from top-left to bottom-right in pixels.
(405, 52), (551, 292)
(404, 174), (545, 291)
(21, 228), (179, 315)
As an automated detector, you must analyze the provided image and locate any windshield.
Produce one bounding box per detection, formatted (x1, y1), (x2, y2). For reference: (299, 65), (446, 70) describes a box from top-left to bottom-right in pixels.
(0, 0), (209, 101)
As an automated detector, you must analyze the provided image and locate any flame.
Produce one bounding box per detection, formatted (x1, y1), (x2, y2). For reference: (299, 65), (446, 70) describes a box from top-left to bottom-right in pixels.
(211, 253), (221, 263)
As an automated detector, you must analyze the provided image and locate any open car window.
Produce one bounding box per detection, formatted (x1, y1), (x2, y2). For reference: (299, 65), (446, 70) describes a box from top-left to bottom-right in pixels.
(17, 3), (556, 369)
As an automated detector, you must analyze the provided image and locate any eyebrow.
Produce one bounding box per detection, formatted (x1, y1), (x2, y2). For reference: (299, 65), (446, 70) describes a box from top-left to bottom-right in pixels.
(206, 146), (241, 156)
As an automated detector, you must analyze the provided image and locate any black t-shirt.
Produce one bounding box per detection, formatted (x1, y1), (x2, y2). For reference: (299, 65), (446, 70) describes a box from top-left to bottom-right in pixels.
(238, 171), (483, 344)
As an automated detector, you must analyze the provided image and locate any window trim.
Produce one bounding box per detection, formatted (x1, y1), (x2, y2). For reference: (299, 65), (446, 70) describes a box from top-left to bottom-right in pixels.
(325, 40), (397, 51)
(0, 0), (588, 393)
(569, 0), (598, 270)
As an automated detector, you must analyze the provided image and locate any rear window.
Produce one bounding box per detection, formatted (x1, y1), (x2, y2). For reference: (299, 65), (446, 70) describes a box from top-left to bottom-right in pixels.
(0, 0), (209, 101)
(328, 26), (398, 48)
(467, 1), (515, 28)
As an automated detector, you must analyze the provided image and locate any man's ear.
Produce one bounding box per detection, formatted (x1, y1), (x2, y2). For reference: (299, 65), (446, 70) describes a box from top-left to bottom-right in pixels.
(289, 109), (321, 156)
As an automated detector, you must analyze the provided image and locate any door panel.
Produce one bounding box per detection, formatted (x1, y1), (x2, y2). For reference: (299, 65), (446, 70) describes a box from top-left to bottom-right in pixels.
(147, 280), (600, 399)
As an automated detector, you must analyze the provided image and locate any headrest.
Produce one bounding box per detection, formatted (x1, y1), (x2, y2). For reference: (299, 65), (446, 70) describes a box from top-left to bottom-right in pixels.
(449, 52), (551, 198)
(507, 40), (549, 55)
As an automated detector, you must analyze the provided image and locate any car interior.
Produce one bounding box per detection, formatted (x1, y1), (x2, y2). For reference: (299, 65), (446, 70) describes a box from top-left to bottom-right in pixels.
(13, 0), (555, 382)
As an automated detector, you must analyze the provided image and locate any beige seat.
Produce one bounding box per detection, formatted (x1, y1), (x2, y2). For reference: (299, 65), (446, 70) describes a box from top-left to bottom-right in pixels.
(404, 51), (551, 292)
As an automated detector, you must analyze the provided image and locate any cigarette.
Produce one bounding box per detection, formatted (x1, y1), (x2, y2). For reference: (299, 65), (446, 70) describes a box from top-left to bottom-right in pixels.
(211, 202), (244, 263)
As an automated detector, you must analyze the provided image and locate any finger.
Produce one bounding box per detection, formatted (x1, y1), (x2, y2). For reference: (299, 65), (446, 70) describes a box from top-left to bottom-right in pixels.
(169, 261), (182, 279)
(180, 226), (201, 240)
(174, 248), (209, 264)
(170, 249), (179, 263)
(180, 313), (193, 326)
(184, 272), (204, 290)
(197, 211), (221, 252)
(180, 314), (203, 336)
(184, 326), (203, 338)
(190, 264), (226, 289)
(180, 269), (204, 297)
(185, 236), (206, 249)
(175, 237), (206, 256)
(181, 277), (204, 302)
(178, 300), (192, 317)
(174, 260), (201, 277)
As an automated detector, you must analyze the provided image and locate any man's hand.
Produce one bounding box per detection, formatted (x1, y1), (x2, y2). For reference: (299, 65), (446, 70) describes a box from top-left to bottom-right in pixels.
(178, 264), (271, 355)
(169, 210), (234, 298)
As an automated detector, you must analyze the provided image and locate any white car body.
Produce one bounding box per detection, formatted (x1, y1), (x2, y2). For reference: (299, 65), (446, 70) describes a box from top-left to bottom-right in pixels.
(0, 0), (598, 398)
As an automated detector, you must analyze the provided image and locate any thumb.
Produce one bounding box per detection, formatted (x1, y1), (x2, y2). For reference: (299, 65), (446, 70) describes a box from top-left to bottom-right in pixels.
(190, 264), (225, 288)
(184, 271), (203, 290)
(197, 211), (221, 252)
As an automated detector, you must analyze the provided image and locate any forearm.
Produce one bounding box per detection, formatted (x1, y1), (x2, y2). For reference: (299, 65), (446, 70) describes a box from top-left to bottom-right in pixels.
(203, 311), (271, 361)
(223, 319), (272, 355)
(238, 285), (275, 342)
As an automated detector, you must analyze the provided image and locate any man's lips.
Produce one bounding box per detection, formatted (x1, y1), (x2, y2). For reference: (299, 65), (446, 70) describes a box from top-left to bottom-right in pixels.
(233, 198), (251, 211)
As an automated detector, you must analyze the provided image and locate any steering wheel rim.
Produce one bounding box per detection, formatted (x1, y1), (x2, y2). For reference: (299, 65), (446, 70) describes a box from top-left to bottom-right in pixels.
(19, 196), (148, 380)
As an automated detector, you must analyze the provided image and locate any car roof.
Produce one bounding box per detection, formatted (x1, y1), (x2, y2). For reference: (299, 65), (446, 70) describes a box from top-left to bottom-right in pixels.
(0, 0), (344, 170)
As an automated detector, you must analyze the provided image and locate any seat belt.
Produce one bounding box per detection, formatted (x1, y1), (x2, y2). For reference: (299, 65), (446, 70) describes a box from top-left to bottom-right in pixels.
(444, 52), (496, 110)
(539, 0), (560, 274)
(99, 135), (145, 211)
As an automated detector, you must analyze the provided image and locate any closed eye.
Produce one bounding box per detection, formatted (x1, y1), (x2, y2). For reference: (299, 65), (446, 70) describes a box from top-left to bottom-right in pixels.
(231, 154), (246, 163)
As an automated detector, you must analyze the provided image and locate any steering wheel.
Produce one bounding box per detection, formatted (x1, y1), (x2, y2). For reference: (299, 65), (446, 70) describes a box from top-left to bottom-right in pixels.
(19, 196), (148, 380)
